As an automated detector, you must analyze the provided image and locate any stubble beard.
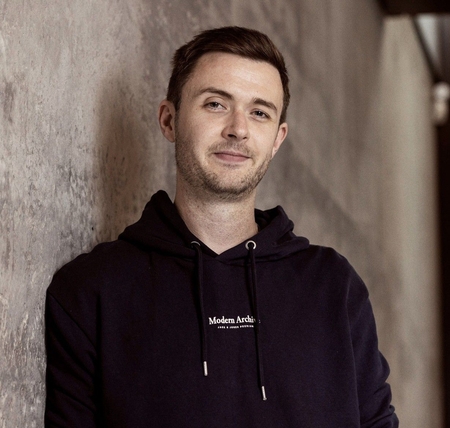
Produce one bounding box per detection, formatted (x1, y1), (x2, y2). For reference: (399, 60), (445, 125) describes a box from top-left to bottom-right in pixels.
(174, 133), (273, 202)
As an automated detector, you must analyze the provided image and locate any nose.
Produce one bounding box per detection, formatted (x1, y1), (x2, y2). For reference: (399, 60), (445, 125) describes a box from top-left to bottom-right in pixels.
(222, 109), (249, 141)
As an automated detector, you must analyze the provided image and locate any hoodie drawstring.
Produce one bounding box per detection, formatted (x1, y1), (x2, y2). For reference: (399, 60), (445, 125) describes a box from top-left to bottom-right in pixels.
(191, 240), (267, 401)
(191, 241), (208, 377)
(245, 240), (267, 401)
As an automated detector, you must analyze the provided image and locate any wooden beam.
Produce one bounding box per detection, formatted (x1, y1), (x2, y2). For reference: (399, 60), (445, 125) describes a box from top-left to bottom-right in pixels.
(381, 0), (450, 14)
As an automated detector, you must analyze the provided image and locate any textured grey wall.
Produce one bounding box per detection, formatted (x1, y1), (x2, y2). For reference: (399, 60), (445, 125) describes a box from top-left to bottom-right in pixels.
(0, 0), (442, 426)
(257, 11), (442, 426)
(377, 17), (441, 425)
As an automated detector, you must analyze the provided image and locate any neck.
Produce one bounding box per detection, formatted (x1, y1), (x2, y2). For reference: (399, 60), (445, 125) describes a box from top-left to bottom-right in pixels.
(174, 183), (259, 255)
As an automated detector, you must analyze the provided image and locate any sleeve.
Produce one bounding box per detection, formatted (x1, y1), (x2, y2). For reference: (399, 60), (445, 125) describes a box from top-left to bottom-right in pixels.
(349, 284), (399, 428)
(45, 287), (100, 427)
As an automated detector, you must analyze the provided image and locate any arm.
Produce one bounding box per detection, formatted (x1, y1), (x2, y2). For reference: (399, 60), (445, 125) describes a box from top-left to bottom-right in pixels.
(350, 289), (399, 428)
(45, 287), (100, 426)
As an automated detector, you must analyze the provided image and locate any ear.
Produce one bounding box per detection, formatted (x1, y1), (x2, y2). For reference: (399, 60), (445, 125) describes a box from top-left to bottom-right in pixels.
(271, 122), (288, 158)
(158, 100), (176, 142)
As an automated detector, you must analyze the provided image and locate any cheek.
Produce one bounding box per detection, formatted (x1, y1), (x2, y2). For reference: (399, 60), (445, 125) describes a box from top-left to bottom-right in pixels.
(253, 128), (279, 150)
(183, 114), (209, 136)
(191, 121), (220, 145)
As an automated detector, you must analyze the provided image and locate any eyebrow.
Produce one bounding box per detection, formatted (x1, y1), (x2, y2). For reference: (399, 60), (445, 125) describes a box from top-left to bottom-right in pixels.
(195, 87), (232, 99)
(194, 87), (279, 114)
(252, 98), (278, 115)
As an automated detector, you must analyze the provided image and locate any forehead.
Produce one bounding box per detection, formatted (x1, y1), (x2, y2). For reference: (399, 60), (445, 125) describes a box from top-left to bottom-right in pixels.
(183, 52), (284, 108)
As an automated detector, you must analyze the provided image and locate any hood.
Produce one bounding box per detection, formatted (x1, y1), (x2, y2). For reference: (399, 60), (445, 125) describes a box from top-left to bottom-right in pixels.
(119, 190), (309, 260)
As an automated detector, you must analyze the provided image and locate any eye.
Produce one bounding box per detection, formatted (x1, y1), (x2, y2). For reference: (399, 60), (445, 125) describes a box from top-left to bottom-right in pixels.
(205, 101), (224, 110)
(252, 110), (269, 119)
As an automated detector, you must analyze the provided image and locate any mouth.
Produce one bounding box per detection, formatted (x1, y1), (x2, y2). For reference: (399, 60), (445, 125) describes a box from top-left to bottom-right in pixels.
(213, 151), (251, 163)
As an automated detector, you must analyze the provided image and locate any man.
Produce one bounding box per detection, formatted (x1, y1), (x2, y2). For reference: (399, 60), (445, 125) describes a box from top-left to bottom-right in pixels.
(45, 26), (399, 427)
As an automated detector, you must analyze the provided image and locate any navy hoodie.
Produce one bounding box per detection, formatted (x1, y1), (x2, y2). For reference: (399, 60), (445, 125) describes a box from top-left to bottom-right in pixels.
(45, 190), (398, 427)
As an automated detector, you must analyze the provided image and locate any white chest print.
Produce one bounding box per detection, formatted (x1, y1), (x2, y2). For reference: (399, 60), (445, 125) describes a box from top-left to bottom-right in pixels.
(208, 315), (256, 330)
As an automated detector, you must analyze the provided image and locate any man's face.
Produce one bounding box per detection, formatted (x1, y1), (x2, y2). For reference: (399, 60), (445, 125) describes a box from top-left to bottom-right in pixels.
(160, 52), (288, 201)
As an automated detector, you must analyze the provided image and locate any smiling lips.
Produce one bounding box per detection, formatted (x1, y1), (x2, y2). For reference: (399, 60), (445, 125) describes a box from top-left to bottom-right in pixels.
(214, 151), (251, 163)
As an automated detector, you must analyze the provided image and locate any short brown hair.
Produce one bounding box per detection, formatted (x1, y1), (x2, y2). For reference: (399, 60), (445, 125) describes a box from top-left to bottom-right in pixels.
(167, 26), (290, 123)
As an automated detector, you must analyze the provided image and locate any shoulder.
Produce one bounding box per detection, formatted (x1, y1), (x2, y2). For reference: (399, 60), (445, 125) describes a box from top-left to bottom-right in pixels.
(297, 244), (369, 307)
(301, 244), (362, 279)
(47, 239), (148, 310)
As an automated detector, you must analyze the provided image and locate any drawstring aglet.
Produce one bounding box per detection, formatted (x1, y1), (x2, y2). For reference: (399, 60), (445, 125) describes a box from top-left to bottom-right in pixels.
(261, 386), (267, 401)
(203, 361), (208, 376)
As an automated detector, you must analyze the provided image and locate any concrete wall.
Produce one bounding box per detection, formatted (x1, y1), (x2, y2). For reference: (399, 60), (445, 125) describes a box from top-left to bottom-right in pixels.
(0, 1), (442, 426)
(258, 12), (442, 427)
